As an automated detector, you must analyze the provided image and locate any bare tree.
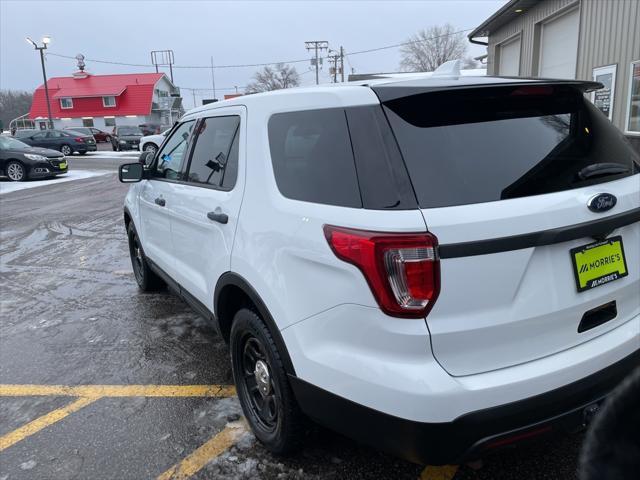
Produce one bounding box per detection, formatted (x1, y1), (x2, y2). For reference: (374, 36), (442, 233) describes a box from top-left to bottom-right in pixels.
(245, 63), (300, 94)
(0, 90), (33, 131)
(399, 24), (469, 72)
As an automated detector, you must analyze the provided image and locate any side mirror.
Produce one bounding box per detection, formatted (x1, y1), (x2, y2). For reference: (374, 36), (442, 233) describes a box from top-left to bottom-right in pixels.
(138, 150), (155, 167)
(119, 163), (144, 183)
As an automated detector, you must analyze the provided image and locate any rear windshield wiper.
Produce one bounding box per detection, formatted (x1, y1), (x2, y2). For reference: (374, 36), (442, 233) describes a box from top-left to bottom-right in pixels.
(578, 163), (630, 181)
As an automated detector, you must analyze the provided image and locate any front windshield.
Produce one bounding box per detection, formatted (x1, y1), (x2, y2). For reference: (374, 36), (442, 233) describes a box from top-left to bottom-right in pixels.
(0, 136), (31, 150)
(119, 127), (142, 135)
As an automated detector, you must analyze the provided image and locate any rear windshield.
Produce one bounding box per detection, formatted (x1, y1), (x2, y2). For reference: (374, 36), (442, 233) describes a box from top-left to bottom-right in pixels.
(381, 85), (640, 208)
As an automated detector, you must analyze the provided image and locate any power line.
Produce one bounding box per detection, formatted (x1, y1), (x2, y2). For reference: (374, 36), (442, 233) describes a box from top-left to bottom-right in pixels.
(44, 28), (474, 71)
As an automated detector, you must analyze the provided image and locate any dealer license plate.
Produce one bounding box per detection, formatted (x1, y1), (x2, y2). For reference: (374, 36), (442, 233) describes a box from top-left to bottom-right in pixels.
(570, 236), (628, 292)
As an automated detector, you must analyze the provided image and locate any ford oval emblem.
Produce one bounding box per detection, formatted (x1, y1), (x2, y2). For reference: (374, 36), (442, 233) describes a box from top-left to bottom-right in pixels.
(587, 193), (617, 213)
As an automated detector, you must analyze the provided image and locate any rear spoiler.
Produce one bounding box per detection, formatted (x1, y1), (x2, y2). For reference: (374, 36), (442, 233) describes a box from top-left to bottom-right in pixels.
(372, 79), (603, 103)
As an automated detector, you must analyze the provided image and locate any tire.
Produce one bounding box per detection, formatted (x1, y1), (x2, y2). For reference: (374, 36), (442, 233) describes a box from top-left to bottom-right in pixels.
(231, 309), (306, 454)
(105, 136), (111, 142)
(127, 223), (164, 291)
(60, 144), (73, 156)
(143, 143), (158, 155)
(5, 160), (26, 181)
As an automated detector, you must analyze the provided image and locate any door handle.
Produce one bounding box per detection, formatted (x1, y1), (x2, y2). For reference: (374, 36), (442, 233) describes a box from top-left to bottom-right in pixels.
(207, 210), (228, 224)
(154, 197), (166, 207)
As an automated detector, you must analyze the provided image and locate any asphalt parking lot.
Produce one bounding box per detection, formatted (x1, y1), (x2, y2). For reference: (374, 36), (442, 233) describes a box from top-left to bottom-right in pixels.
(0, 155), (587, 479)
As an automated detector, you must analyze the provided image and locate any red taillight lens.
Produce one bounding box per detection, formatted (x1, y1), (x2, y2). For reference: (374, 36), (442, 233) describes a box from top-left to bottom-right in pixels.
(75, 137), (85, 143)
(324, 225), (440, 318)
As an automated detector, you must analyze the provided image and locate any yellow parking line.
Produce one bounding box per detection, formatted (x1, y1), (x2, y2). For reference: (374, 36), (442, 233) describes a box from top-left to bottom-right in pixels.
(0, 396), (99, 452)
(0, 384), (236, 398)
(420, 465), (459, 480)
(156, 420), (247, 480)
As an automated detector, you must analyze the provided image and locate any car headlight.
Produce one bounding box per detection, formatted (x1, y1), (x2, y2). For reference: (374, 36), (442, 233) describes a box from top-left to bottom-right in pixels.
(119, 140), (127, 144)
(24, 153), (48, 161)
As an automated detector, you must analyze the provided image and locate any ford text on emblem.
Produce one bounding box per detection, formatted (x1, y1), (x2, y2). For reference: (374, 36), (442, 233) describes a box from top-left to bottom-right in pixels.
(587, 193), (617, 213)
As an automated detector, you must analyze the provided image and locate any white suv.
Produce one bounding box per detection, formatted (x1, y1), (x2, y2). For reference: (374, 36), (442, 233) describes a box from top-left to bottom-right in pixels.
(119, 72), (640, 465)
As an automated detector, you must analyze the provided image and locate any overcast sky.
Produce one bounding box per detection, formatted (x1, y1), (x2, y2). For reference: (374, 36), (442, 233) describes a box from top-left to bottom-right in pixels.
(1, 0), (505, 108)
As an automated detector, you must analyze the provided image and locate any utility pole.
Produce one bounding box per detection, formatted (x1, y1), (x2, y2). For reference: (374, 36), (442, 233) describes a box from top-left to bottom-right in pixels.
(328, 47), (345, 83)
(305, 41), (328, 85)
(210, 56), (217, 100)
(26, 36), (53, 129)
(192, 89), (197, 109)
(340, 46), (345, 82)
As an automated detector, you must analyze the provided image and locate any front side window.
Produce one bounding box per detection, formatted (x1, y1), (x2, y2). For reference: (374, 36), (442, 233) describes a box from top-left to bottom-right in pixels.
(60, 98), (73, 109)
(627, 60), (640, 133)
(103, 96), (116, 107)
(268, 108), (361, 208)
(154, 120), (195, 180)
(186, 116), (240, 188)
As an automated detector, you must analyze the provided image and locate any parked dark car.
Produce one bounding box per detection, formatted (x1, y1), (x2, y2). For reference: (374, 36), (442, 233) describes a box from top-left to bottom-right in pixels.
(138, 123), (162, 136)
(19, 129), (96, 155)
(63, 126), (111, 143)
(111, 126), (143, 151)
(0, 136), (68, 181)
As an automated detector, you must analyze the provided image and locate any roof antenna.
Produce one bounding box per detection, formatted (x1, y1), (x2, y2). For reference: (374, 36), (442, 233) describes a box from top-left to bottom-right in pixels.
(432, 59), (461, 77)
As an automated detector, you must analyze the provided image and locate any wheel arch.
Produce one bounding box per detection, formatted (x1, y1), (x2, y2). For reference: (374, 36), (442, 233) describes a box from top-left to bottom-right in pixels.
(214, 272), (296, 376)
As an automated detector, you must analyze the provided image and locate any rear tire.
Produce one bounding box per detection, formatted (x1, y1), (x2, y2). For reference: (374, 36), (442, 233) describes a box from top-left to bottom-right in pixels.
(127, 223), (164, 291)
(5, 161), (26, 181)
(60, 144), (73, 156)
(231, 309), (306, 454)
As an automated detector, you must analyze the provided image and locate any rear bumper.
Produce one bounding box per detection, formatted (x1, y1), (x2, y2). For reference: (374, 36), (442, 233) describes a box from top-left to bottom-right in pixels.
(290, 348), (640, 465)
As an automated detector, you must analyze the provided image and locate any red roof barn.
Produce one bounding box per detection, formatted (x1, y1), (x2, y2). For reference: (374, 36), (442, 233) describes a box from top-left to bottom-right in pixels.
(29, 71), (183, 131)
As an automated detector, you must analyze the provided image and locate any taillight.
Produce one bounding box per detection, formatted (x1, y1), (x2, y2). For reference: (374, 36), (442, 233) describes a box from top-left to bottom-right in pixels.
(75, 137), (85, 143)
(324, 225), (440, 318)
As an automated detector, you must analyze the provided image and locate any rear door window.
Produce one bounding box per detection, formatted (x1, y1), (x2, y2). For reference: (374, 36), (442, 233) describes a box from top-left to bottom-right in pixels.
(268, 108), (362, 208)
(380, 85), (640, 208)
(186, 116), (240, 189)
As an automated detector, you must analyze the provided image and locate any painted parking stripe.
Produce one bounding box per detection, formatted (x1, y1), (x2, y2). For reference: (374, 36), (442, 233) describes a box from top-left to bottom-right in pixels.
(0, 384), (236, 398)
(0, 396), (98, 452)
(157, 420), (247, 480)
(420, 465), (459, 480)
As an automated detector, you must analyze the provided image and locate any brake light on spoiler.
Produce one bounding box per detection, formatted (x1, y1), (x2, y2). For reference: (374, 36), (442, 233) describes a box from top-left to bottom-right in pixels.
(324, 225), (440, 318)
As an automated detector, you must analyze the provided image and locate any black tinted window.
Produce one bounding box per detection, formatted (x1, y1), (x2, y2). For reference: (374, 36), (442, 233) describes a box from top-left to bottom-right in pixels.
(187, 116), (240, 188)
(268, 109), (361, 208)
(382, 85), (640, 208)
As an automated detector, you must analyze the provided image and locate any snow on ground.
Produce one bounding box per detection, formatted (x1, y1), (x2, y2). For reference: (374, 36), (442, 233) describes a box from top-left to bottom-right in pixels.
(84, 151), (140, 157)
(0, 170), (111, 195)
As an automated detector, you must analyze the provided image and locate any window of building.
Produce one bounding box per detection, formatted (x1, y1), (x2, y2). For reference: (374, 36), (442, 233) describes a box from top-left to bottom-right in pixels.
(103, 96), (116, 107)
(186, 116), (240, 189)
(268, 108), (361, 208)
(82, 118), (94, 127)
(627, 60), (640, 133)
(104, 117), (116, 127)
(60, 98), (73, 109)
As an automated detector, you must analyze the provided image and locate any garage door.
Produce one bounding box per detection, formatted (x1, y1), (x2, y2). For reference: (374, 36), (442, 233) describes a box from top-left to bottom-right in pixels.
(539, 8), (579, 78)
(498, 37), (521, 76)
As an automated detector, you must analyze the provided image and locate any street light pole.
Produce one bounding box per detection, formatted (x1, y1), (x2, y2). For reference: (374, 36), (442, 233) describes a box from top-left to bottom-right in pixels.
(27, 36), (53, 129)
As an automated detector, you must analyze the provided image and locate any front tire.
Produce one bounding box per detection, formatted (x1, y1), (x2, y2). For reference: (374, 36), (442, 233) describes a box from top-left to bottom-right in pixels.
(127, 224), (164, 291)
(143, 143), (158, 155)
(5, 161), (26, 181)
(231, 309), (306, 454)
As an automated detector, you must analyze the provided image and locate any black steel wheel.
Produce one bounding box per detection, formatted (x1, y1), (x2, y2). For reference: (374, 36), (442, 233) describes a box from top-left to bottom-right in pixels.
(127, 223), (164, 291)
(231, 309), (306, 453)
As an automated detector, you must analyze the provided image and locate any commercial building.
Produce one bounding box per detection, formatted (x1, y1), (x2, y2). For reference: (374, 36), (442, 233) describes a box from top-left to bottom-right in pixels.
(469, 0), (640, 151)
(29, 71), (183, 132)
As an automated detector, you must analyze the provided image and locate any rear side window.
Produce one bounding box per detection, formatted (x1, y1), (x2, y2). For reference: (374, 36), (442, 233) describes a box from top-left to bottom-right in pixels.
(268, 109), (361, 208)
(381, 85), (640, 208)
(186, 116), (240, 189)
